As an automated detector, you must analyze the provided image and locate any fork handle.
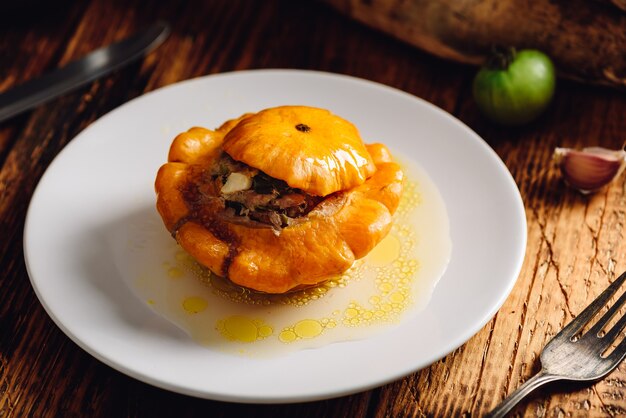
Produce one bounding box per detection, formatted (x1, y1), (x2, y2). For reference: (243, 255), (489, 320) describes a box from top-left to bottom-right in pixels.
(485, 370), (561, 417)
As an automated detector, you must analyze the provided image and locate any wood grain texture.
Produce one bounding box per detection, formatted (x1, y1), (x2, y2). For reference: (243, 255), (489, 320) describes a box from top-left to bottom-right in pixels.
(1, 0), (626, 416)
(326, 0), (626, 89)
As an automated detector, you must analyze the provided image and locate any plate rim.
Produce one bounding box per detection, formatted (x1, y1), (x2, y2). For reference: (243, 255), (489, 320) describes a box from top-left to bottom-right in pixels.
(23, 68), (527, 403)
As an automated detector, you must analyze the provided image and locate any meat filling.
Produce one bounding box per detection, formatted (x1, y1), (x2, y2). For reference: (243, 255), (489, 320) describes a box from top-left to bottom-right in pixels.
(206, 153), (323, 231)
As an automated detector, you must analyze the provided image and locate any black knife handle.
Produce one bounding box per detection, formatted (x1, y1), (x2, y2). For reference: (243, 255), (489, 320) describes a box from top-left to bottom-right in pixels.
(0, 21), (170, 123)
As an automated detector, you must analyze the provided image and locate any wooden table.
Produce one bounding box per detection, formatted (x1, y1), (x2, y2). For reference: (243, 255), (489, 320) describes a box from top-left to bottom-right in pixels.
(2, 1), (626, 416)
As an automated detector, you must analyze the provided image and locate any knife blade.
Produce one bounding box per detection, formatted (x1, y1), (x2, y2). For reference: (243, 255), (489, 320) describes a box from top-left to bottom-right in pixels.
(0, 21), (170, 123)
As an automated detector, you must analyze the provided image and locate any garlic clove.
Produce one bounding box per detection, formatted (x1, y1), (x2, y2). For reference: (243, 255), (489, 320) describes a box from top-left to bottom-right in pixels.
(553, 146), (626, 194)
(220, 172), (252, 194)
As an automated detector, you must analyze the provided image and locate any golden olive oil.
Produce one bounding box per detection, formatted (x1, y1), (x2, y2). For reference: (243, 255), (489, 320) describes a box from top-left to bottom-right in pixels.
(133, 160), (451, 357)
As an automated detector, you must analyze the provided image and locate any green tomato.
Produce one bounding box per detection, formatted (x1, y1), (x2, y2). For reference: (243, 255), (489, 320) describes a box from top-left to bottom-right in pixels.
(473, 48), (556, 125)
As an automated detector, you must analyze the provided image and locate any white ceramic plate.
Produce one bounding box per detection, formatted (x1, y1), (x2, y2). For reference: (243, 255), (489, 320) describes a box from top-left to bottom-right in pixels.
(24, 70), (526, 403)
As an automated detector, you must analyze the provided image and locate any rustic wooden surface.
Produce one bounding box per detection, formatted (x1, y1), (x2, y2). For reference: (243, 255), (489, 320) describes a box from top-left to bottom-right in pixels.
(325, 0), (626, 90)
(1, 1), (626, 416)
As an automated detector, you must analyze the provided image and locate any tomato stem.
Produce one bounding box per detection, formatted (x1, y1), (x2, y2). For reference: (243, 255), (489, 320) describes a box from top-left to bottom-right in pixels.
(486, 46), (517, 70)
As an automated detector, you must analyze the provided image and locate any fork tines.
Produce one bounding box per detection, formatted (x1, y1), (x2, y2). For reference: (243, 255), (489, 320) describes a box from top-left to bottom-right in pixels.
(559, 271), (626, 357)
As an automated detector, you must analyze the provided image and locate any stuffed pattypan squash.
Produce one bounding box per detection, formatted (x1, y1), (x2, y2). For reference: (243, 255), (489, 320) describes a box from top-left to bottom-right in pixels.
(155, 106), (403, 294)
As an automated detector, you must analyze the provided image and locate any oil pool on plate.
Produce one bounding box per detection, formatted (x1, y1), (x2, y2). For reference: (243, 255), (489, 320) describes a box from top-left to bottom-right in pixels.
(131, 161), (451, 357)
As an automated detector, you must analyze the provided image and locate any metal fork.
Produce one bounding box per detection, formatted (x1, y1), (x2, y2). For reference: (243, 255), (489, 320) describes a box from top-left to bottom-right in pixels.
(487, 271), (626, 417)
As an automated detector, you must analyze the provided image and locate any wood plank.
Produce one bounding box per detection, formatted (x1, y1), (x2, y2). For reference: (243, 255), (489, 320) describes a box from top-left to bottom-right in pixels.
(0, 3), (88, 170)
(325, 0), (626, 89)
(366, 79), (626, 415)
(0, 1), (468, 417)
(2, 0), (626, 416)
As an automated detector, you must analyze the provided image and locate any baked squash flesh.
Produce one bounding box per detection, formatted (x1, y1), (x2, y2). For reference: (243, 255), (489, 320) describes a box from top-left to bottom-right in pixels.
(155, 106), (404, 294)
